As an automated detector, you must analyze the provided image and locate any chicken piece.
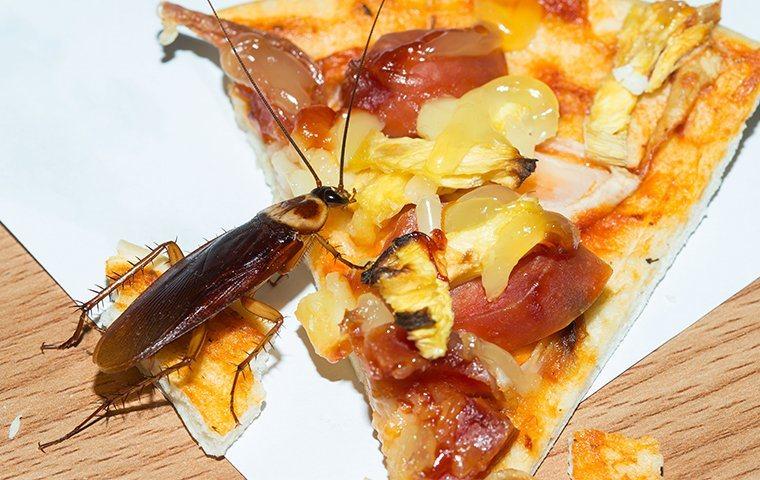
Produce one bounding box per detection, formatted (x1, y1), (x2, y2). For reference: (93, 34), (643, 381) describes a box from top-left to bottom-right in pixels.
(521, 150), (640, 224)
(585, 1), (720, 166)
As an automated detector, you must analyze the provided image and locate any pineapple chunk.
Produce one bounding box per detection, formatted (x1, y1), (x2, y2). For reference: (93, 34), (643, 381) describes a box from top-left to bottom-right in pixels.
(295, 272), (357, 362)
(444, 196), (578, 299)
(362, 232), (453, 359)
(350, 131), (534, 190)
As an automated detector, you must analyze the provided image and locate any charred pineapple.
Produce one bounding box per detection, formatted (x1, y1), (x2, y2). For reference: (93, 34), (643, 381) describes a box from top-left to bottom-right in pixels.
(361, 231), (454, 359)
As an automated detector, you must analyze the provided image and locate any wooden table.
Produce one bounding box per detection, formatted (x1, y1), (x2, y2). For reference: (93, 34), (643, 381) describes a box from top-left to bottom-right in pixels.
(0, 225), (757, 480)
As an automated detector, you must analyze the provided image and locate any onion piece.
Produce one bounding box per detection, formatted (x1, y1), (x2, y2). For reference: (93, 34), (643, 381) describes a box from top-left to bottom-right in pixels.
(330, 110), (384, 166)
(354, 293), (394, 334)
(459, 332), (538, 395)
(444, 197), (505, 233)
(520, 341), (547, 378)
(458, 184), (519, 204)
(415, 196), (442, 235)
(444, 184), (520, 232)
(405, 176), (442, 234)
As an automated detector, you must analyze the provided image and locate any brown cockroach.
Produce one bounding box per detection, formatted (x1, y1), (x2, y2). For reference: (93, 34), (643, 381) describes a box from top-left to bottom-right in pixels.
(38, 0), (387, 451)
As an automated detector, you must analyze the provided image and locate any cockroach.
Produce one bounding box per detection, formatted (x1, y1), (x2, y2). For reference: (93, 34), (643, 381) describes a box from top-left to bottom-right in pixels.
(39, 0), (388, 451)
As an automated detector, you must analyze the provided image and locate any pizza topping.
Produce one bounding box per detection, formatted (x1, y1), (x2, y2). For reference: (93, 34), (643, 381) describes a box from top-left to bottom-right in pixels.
(445, 194), (579, 300)
(350, 329), (517, 478)
(646, 48), (722, 161)
(421, 381), (515, 479)
(218, 32), (325, 122)
(344, 26), (508, 137)
(354, 293), (395, 334)
(451, 246), (610, 351)
(342, 117), (537, 245)
(417, 75), (559, 161)
(520, 150), (640, 224)
(459, 331), (539, 395)
(295, 272), (356, 362)
(404, 176), (442, 235)
(339, 74), (561, 246)
(585, 1), (720, 166)
(328, 109), (385, 163)
(474, 0), (544, 51)
(362, 232), (454, 359)
(349, 131), (534, 191)
(292, 105), (337, 150)
(357, 322), (430, 380)
(159, 3), (325, 142)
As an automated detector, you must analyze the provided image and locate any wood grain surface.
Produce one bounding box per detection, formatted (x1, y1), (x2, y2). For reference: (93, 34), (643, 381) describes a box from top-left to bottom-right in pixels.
(0, 224), (757, 480)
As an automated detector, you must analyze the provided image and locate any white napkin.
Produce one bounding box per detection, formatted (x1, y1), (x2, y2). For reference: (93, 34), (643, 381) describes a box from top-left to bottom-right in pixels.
(1, 1), (757, 479)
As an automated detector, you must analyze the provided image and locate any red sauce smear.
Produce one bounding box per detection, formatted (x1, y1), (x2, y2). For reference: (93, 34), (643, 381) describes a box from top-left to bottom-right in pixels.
(343, 26), (508, 137)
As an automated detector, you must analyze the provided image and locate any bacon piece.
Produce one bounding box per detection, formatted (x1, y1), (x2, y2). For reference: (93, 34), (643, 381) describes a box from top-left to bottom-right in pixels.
(352, 329), (515, 479)
(160, 2), (325, 142)
(343, 26), (508, 138)
(359, 323), (430, 380)
(451, 246), (611, 351)
(414, 380), (515, 480)
(381, 207), (418, 250)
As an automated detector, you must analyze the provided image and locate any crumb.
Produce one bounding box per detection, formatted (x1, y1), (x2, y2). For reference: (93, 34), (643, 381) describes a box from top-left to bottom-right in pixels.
(569, 429), (663, 479)
(8, 414), (22, 440)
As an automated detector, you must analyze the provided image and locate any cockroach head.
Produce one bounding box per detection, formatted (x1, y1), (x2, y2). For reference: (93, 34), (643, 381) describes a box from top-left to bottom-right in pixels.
(311, 186), (351, 206)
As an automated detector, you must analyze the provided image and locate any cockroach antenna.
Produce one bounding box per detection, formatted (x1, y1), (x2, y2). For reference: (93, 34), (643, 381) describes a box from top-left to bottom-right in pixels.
(205, 0), (323, 187)
(338, 0), (388, 192)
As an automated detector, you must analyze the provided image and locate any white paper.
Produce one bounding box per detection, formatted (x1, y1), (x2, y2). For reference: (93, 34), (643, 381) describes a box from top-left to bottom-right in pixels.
(0, 1), (756, 479)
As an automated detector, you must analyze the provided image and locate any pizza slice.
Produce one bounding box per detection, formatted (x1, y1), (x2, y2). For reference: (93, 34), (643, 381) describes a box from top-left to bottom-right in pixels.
(155, 0), (759, 477)
(99, 240), (271, 456)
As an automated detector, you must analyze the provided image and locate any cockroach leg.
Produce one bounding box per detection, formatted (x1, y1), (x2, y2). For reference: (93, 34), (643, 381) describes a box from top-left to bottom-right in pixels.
(41, 241), (185, 352)
(38, 358), (191, 452)
(230, 298), (283, 425)
(314, 234), (370, 270)
(38, 322), (206, 452)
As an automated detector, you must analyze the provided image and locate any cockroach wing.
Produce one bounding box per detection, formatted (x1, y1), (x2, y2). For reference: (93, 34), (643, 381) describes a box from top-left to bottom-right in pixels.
(93, 212), (302, 373)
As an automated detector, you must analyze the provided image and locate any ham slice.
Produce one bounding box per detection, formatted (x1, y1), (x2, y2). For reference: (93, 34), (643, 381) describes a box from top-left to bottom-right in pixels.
(452, 246), (611, 351)
(343, 26), (508, 137)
